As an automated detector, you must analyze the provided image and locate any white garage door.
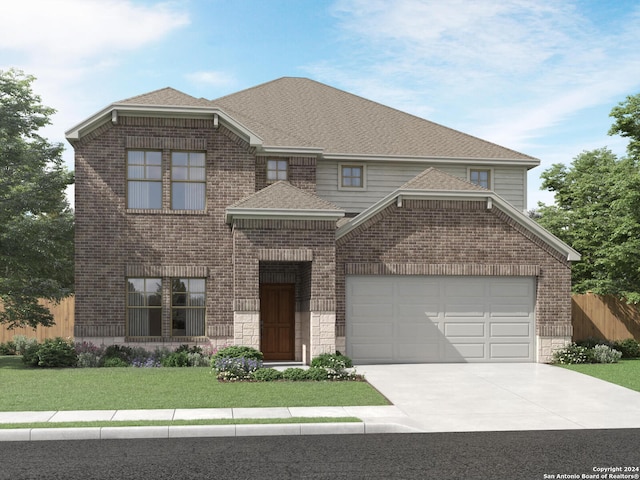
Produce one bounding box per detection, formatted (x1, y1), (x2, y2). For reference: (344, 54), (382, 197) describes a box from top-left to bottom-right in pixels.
(346, 276), (535, 363)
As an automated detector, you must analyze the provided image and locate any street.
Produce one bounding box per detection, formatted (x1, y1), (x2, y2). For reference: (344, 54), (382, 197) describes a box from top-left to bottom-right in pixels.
(2, 429), (639, 480)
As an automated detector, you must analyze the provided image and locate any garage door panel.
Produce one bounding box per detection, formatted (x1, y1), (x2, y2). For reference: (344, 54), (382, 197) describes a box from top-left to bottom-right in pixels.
(346, 276), (535, 363)
(490, 343), (531, 359)
(490, 323), (531, 337)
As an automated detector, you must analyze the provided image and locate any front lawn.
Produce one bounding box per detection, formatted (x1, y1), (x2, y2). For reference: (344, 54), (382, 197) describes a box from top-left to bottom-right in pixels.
(558, 359), (640, 392)
(0, 356), (388, 411)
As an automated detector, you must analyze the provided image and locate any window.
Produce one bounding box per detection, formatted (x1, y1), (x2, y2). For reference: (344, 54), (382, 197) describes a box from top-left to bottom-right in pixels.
(267, 159), (287, 181)
(171, 278), (206, 337)
(171, 152), (206, 210)
(127, 278), (162, 336)
(470, 169), (491, 189)
(340, 164), (364, 189)
(127, 151), (162, 209)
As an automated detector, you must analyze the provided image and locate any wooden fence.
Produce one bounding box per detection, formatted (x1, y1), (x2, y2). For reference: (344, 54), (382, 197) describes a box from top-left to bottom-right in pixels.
(1, 294), (639, 345)
(0, 297), (74, 343)
(572, 293), (640, 342)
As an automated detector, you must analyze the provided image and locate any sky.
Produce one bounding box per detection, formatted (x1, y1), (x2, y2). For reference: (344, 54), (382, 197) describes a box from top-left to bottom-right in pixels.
(2, 0), (640, 210)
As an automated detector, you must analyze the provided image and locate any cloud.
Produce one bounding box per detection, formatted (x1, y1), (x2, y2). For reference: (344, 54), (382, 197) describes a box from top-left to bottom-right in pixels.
(185, 71), (235, 88)
(0, 0), (189, 67)
(314, 0), (640, 150)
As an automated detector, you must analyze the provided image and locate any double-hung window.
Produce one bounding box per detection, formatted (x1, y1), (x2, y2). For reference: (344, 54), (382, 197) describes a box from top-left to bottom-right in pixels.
(127, 151), (162, 209)
(127, 278), (162, 336)
(171, 278), (206, 337)
(171, 152), (206, 210)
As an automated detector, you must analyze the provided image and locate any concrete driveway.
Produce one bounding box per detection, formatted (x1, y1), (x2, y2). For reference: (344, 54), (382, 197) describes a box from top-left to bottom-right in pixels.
(358, 363), (640, 432)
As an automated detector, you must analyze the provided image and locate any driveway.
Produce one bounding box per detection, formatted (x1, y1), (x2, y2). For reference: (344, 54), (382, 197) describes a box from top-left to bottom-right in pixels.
(358, 363), (640, 432)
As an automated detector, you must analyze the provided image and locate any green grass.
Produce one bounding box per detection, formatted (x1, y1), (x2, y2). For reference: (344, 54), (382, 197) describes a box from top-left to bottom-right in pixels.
(558, 359), (640, 392)
(0, 356), (388, 411)
(0, 417), (362, 429)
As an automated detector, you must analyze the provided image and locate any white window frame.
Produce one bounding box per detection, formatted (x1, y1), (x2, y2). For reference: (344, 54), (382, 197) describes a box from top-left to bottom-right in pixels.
(338, 163), (367, 190)
(266, 159), (288, 182)
(468, 167), (493, 189)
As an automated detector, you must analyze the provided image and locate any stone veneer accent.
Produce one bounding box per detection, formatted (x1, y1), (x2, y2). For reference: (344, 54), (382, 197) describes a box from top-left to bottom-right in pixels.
(336, 199), (573, 363)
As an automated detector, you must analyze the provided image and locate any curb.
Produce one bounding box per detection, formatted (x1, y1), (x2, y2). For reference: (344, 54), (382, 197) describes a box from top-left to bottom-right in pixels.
(0, 421), (422, 442)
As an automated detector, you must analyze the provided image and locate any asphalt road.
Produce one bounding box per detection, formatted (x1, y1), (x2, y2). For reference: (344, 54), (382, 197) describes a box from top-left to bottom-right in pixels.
(2, 430), (639, 480)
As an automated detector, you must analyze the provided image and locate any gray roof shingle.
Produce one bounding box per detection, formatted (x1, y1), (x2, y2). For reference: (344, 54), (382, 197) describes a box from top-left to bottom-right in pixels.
(116, 87), (211, 107)
(229, 181), (344, 211)
(401, 167), (488, 191)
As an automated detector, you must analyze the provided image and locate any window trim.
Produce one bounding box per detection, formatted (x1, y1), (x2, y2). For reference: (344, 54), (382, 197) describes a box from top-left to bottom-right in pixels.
(170, 151), (206, 211)
(171, 278), (207, 337)
(266, 159), (288, 183)
(126, 277), (163, 337)
(468, 167), (493, 189)
(126, 150), (163, 210)
(338, 163), (367, 190)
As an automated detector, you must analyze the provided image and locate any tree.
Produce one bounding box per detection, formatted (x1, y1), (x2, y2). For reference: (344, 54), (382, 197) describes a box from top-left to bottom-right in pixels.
(536, 92), (640, 302)
(0, 69), (74, 328)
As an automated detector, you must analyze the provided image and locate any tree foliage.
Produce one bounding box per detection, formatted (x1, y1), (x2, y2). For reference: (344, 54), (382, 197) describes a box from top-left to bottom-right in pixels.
(0, 69), (74, 328)
(536, 93), (640, 302)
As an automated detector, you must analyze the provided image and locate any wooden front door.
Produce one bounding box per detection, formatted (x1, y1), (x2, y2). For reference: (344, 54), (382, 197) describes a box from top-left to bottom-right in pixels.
(260, 284), (295, 361)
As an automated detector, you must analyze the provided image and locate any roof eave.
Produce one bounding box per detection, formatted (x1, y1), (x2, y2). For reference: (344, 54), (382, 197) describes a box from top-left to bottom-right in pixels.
(336, 189), (580, 262)
(323, 153), (540, 168)
(226, 208), (345, 223)
(65, 104), (264, 147)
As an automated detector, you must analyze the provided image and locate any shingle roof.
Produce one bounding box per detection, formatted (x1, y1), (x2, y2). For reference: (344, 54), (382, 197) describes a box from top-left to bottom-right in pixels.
(211, 77), (535, 161)
(229, 181), (344, 211)
(401, 167), (488, 191)
(116, 87), (211, 107)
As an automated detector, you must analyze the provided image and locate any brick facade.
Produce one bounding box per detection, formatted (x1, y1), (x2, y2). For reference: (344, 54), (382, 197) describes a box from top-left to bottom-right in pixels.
(336, 199), (573, 360)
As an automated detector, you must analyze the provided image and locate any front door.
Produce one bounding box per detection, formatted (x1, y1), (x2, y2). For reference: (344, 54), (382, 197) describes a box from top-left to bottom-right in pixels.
(260, 284), (295, 361)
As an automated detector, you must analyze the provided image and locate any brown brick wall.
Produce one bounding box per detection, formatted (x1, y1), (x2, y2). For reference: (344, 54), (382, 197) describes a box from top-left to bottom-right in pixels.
(336, 199), (573, 335)
(74, 117), (255, 339)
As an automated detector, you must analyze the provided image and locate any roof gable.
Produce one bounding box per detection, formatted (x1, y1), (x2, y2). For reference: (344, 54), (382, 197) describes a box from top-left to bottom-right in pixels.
(226, 182), (344, 222)
(401, 167), (487, 191)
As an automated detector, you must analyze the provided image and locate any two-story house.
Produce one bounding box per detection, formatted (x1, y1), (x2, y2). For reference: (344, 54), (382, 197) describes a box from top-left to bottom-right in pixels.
(66, 77), (579, 364)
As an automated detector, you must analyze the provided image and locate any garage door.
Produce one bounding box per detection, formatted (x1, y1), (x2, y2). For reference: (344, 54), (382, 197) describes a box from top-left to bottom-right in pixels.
(346, 276), (535, 363)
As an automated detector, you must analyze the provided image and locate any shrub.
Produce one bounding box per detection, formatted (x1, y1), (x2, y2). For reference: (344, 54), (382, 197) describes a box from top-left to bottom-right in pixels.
(0, 341), (16, 355)
(75, 342), (105, 368)
(13, 335), (37, 355)
(551, 343), (593, 364)
(22, 341), (42, 367)
(103, 357), (129, 368)
(187, 352), (210, 367)
(311, 352), (353, 370)
(103, 345), (136, 365)
(213, 356), (263, 381)
(162, 351), (190, 367)
(32, 338), (78, 368)
(282, 367), (309, 381)
(251, 368), (283, 382)
(305, 366), (330, 381)
(591, 344), (622, 364)
(611, 338), (640, 359)
(211, 346), (263, 364)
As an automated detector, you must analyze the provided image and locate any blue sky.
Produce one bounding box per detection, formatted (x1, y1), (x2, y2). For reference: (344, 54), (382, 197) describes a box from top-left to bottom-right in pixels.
(2, 0), (640, 209)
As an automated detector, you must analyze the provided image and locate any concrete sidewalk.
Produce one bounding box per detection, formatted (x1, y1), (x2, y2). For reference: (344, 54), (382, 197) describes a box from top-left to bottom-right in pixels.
(0, 405), (421, 442)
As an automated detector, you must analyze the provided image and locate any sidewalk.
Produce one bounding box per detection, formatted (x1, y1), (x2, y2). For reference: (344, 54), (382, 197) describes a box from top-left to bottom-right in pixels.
(0, 406), (423, 442)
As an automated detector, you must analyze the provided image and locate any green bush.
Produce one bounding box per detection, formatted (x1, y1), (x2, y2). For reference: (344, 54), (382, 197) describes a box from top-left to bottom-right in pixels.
(103, 345), (136, 364)
(22, 341), (42, 367)
(32, 338), (78, 368)
(103, 357), (130, 368)
(551, 343), (594, 364)
(186, 352), (210, 367)
(611, 338), (640, 359)
(0, 341), (16, 355)
(305, 367), (330, 381)
(591, 344), (622, 364)
(13, 335), (37, 355)
(251, 368), (283, 382)
(311, 352), (353, 370)
(211, 345), (263, 363)
(161, 351), (190, 367)
(214, 356), (263, 381)
(282, 367), (309, 381)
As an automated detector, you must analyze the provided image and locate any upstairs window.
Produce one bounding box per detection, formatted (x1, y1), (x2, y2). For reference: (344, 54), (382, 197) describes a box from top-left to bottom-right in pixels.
(340, 164), (365, 189)
(470, 169), (491, 189)
(171, 278), (206, 337)
(267, 159), (288, 181)
(127, 278), (162, 337)
(127, 151), (162, 209)
(171, 152), (206, 210)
